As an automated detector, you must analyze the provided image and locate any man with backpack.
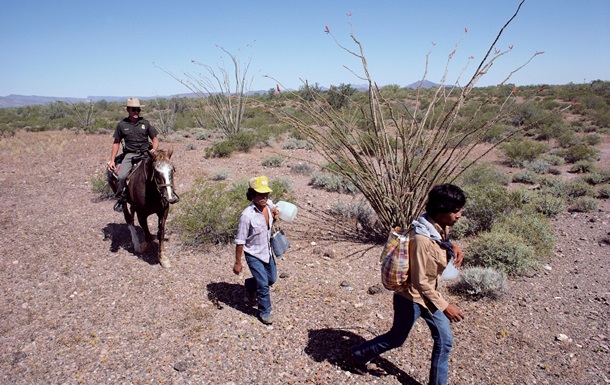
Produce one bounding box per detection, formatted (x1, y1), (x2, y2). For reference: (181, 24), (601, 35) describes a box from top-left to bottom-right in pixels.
(349, 184), (466, 385)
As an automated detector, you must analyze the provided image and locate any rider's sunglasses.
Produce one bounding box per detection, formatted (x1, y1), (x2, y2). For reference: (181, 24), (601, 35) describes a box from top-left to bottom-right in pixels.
(128, 107), (141, 112)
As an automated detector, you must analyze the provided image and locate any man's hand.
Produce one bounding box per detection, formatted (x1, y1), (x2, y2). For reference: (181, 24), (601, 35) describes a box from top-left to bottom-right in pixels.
(233, 261), (243, 275)
(108, 160), (116, 172)
(452, 243), (464, 268)
(443, 303), (464, 323)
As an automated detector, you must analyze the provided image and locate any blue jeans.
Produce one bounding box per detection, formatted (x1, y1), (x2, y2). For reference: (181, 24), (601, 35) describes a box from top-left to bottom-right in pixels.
(351, 294), (453, 385)
(244, 253), (277, 317)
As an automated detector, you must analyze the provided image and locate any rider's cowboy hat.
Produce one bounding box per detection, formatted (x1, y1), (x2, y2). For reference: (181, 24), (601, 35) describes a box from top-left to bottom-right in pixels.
(125, 98), (145, 108)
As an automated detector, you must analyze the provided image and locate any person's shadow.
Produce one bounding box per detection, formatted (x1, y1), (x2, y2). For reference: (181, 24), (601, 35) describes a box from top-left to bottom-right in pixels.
(102, 223), (159, 266)
(206, 282), (258, 317)
(304, 328), (422, 385)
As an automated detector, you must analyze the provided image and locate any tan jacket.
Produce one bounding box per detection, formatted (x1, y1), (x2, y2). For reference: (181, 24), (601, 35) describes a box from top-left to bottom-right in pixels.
(398, 218), (449, 312)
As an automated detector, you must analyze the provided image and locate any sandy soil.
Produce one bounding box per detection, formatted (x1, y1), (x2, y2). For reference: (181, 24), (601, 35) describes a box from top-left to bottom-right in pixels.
(0, 130), (608, 385)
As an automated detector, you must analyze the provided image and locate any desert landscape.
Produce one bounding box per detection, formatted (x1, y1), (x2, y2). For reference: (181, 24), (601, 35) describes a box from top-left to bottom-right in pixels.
(0, 129), (608, 385)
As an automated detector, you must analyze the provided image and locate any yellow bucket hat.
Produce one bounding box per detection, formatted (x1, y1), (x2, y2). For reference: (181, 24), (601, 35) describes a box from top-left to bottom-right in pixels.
(249, 176), (273, 193)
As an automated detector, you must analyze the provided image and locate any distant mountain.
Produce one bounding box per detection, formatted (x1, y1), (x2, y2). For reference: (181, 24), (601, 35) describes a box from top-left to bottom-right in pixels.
(405, 80), (441, 89)
(0, 82), (439, 108)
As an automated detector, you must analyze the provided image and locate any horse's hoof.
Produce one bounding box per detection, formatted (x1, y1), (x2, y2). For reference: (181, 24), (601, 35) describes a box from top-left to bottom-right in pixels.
(159, 257), (172, 268)
(140, 243), (149, 253)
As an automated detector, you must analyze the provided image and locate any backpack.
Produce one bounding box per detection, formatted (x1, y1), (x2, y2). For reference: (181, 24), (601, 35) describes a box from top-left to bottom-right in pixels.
(380, 226), (411, 291)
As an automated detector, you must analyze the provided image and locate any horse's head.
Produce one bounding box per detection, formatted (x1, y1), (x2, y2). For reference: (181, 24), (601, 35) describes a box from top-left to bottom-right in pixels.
(151, 148), (179, 205)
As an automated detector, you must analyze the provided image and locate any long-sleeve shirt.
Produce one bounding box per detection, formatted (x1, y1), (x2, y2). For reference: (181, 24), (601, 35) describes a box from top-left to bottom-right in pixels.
(235, 200), (276, 263)
(398, 218), (450, 312)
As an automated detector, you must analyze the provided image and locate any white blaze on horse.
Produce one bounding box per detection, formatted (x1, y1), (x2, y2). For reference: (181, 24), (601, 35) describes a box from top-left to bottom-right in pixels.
(107, 148), (179, 268)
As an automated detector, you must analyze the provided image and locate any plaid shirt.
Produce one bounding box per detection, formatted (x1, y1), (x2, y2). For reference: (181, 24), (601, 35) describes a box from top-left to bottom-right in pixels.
(235, 200), (276, 263)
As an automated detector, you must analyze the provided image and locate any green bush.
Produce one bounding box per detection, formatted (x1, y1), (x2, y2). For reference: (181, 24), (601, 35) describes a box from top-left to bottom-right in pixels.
(581, 169), (610, 185)
(565, 181), (595, 199)
(501, 139), (548, 167)
(90, 172), (114, 199)
(211, 169), (230, 181)
(459, 163), (510, 187)
(569, 161), (595, 174)
(559, 144), (599, 163)
(462, 184), (514, 234)
(310, 171), (358, 194)
(282, 138), (313, 150)
(205, 140), (235, 158)
(525, 159), (551, 174)
(598, 185), (610, 199)
(540, 154), (565, 166)
(172, 178), (294, 246)
(492, 210), (555, 258)
(450, 217), (471, 240)
(531, 193), (566, 217)
(569, 196), (599, 212)
(450, 267), (507, 299)
(467, 231), (539, 276)
(512, 170), (538, 184)
(584, 133), (602, 146)
(261, 154), (285, 168)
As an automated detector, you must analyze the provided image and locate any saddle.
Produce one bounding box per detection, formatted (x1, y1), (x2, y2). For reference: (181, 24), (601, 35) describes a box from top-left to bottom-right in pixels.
(108, 152), (149, 183)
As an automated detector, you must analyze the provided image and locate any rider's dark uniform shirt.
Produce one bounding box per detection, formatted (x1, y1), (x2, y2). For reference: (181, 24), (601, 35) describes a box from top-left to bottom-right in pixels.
(113, 118), (158, 153)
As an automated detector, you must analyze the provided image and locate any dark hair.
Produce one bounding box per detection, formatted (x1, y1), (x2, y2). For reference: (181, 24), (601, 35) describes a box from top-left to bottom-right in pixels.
(425, 184), (466, 216)
(246, 188), (256, 201)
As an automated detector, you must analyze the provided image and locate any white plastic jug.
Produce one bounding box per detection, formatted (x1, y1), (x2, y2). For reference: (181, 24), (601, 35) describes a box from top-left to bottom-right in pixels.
(441, 258), (459, 280)
(276, 201), (297, 222)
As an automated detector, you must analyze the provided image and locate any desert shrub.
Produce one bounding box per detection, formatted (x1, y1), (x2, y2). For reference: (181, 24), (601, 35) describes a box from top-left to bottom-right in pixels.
(261, 154), (285, 168)
(185, 142), (197, 151)
(310, 171), (358, 194)
(228, 131), (258, 153)
(90, 172), (114, 199)
(211, 169), (230, 181)
(581, 169), (610, 185)
(556, 132), (580, 148)
(172, 178), (294, 245)
(282, 137), (313, 150)
(268, 177), (295, 202)
(512, 170), (538, 184)
(531, 193), (566, 217)
(525, 159), (551, 174)
(565, 181), (595, 199)
(462, 184), (514, 234)
(540, 154), (565, 166)
(467, 231), (539, 276)
(492, 210), (555, 258)
(598, 185), (610, 199)
(508, 188), (538, 206)
(559, 144), (599, 163)
(205, 140), (235, 158)
(539, 176), (567, 197)
(450, 267), (507, 299)
(584, 133), (602, 146)
(290, 162), (313, 175)
(501, 139), (548, 167)
(569, 196), (599, 212)
(194, 129), (212, 140)
(569, 161), (595, 174)
(329, 198), (377, 229)
(450, 217), (471, 240)
(459, 163), (510, 187)
(171, 180), (246, 245)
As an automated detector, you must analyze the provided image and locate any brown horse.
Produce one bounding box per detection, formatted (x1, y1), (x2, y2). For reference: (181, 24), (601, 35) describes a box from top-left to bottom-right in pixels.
(107, 149), (179, 267)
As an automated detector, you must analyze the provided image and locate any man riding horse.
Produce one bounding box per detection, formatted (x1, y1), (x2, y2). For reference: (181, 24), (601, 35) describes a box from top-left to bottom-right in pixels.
(108, 98), (159, 212)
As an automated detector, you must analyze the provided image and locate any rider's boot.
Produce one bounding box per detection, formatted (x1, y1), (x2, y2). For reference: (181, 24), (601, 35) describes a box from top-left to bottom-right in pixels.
(113, 183), (127, 212)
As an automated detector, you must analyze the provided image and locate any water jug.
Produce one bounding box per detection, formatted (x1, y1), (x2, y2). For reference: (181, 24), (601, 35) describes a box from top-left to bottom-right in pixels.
(441, 258), (459, 280)
(276, 201), (297, 222)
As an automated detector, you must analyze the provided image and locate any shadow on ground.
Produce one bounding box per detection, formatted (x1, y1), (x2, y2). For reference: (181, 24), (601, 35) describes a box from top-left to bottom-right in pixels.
(305, 328), (422, 385)
(102, 223), (159, 266)
(206, 282), (258, 317)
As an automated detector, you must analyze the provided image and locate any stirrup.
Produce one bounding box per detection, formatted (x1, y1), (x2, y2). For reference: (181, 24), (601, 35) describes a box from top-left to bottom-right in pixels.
(113, 201), (124, 212)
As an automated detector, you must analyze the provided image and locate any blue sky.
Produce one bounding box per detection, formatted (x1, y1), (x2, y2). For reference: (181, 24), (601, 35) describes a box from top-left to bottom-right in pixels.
(1, 0), (608, 98)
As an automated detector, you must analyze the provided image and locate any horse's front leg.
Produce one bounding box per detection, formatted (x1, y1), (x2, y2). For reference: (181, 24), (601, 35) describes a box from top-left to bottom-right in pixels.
(136, 212), (152, 254)
(157, 208), (171, 268)
(124, 206), (142, 253)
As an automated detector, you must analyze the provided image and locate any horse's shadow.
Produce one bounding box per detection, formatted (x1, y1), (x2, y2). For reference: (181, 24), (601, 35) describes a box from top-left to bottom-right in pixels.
(206, 282), (258, 317)
(304, 328), (422, 385)
(102, 223), (159, 266)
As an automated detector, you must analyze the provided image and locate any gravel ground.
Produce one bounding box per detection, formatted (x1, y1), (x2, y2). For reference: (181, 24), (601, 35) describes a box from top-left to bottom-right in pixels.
(0, 130), (608, 385)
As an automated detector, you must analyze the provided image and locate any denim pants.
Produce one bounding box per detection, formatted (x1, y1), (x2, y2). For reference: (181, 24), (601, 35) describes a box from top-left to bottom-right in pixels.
(244, 253), (277, 317)
(351, 294), (453, 385)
